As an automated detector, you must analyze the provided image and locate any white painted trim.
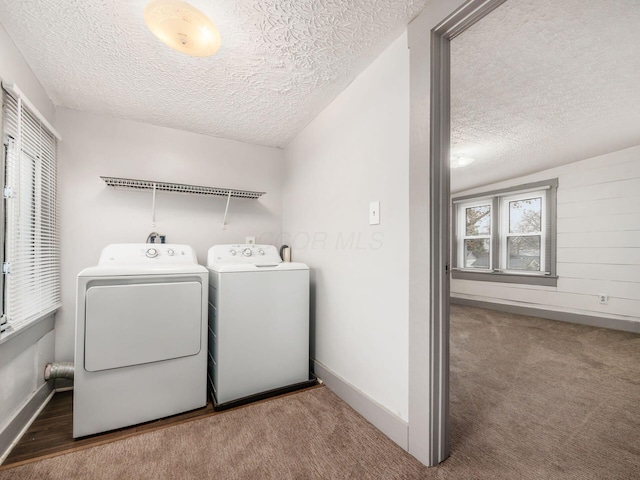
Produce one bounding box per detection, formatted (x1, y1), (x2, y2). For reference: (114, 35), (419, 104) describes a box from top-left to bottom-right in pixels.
(408, 0), (507, 467)
(0, 312), (55, 348)
(451, 296), (640, 334)
(0, 383), (54, 464)
(312, 360), (409, 450)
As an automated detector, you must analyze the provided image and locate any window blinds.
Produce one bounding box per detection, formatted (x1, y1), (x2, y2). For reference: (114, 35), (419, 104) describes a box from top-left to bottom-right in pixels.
(2, 88), (61, 331)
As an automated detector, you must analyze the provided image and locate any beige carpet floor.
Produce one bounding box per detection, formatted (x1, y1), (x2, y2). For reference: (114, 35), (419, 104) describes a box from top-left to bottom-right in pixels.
(447, 305), (640, 479)
(1, 386), (430, 480)
(1, 305), (639, 479)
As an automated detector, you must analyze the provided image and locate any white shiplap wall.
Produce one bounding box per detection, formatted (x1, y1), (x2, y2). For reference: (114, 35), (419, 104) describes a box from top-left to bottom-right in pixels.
(451, 144), (640, 325)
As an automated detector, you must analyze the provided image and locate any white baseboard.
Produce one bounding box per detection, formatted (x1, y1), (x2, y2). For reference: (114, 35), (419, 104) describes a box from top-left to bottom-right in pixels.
(0, 382), (54, 464)
(312, 360), (409, 450)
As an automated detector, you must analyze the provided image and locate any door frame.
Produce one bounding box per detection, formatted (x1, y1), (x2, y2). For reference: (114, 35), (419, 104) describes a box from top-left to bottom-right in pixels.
(408, 0), (508, 466)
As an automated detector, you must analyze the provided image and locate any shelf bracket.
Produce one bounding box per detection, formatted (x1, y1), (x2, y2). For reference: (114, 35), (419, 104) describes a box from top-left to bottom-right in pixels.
(221, 190), (231, 230)
(151, 183), (157, 227)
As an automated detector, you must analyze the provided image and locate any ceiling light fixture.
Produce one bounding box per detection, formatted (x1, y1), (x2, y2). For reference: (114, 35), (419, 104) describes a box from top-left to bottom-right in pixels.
(144, 0), (221, 57)
(450, 156), (475, 169)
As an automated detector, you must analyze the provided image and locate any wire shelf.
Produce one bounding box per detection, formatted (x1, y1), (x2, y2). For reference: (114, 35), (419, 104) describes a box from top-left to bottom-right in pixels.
(100, 176), (265, 199)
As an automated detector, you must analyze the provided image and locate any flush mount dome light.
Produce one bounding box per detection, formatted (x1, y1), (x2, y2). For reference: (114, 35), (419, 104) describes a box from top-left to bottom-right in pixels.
(450, 156), (475, 169)
(144, 0), (221, 57)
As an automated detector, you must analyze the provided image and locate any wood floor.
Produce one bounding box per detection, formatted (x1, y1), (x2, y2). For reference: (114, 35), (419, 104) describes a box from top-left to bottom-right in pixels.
(3, 386), (320, 469)
(2, 391), (217, 467)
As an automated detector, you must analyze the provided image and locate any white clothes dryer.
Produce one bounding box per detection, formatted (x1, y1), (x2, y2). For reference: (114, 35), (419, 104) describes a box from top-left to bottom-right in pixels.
(207, 244), (312, 408)
(74, 244), (207, 438)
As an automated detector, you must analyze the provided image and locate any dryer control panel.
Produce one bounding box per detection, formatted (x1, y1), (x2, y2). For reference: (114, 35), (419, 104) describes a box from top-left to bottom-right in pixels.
(98, 244), (199, 266)
(208, 244), (282, 266)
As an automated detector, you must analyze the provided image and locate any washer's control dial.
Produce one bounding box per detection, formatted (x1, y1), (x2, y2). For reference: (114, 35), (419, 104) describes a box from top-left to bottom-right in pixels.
(167, 249), (175, 256)
(258, 249), (265, 256)
(229, 249), (237, 256)
(145, 248), (159, 258)
(242, 248), (253, 257)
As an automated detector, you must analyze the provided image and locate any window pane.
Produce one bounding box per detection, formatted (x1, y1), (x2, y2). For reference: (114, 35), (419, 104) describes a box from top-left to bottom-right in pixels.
(465, 205), (491, 236)
(507, 236), (541, 271)
(464, 239), (490, 269)
(509, 197), (541, 234)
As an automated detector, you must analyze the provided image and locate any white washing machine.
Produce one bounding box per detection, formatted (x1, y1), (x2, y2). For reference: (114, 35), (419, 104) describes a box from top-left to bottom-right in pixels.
(207, 244), (310, 408)
(74, 244), (208, 438)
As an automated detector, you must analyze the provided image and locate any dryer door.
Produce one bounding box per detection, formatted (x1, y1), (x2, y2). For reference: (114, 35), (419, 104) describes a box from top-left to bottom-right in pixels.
(84, 281), (202, 372)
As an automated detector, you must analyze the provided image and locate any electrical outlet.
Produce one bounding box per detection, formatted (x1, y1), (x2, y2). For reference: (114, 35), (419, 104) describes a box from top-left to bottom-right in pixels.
(598, 294), (608, 305)
(246, 237), (256, 245)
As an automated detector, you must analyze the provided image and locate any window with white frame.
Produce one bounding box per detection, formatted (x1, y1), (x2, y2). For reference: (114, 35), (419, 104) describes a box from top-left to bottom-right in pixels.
(452, 179), (558, 286)
(501, 192), (545, 272)
(459, 200), (492, 270)
(1, 84), (61, 335)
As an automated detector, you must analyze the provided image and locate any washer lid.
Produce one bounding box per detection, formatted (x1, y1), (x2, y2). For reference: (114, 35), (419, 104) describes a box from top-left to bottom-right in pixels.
(209, 262), (308, 273)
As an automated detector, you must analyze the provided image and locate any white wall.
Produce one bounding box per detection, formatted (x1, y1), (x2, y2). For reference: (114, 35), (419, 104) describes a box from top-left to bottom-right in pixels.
(55, 108), (284, 362)
(451, 144), (640, 324)
(282, 32), (410, 421)
(0, 20), (56, 450)
(0, 22), (54, 124)
(0, 327), (54, 431)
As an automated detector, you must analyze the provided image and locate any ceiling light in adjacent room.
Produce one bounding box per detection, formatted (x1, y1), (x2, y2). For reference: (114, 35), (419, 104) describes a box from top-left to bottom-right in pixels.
(450, 156), (475, 168)
(144, 0), (221, 57)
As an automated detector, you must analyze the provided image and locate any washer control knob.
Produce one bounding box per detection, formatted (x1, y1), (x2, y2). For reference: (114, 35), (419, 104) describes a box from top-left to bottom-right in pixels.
(167, 249), (175, 256)
(242, 248), (253, 257)
(258, 249), (265, 255)
(145, 248), (158, 258)
(229, 249), (237, 256)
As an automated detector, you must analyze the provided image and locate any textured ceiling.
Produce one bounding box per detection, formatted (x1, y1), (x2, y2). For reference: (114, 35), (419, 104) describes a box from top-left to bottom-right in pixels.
(0, 0), (427, 148)
(451, 0), (640, 192)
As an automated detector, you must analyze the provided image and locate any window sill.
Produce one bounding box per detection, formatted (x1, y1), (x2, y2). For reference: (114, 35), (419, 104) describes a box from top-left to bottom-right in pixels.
(0, 310), (56, 370)
(451, 269), (558, 287)
(0, 307), (59, 348)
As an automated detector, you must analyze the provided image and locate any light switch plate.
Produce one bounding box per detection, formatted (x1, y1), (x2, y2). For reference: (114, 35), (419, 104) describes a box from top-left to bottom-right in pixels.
(369, 201), (380, 225)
